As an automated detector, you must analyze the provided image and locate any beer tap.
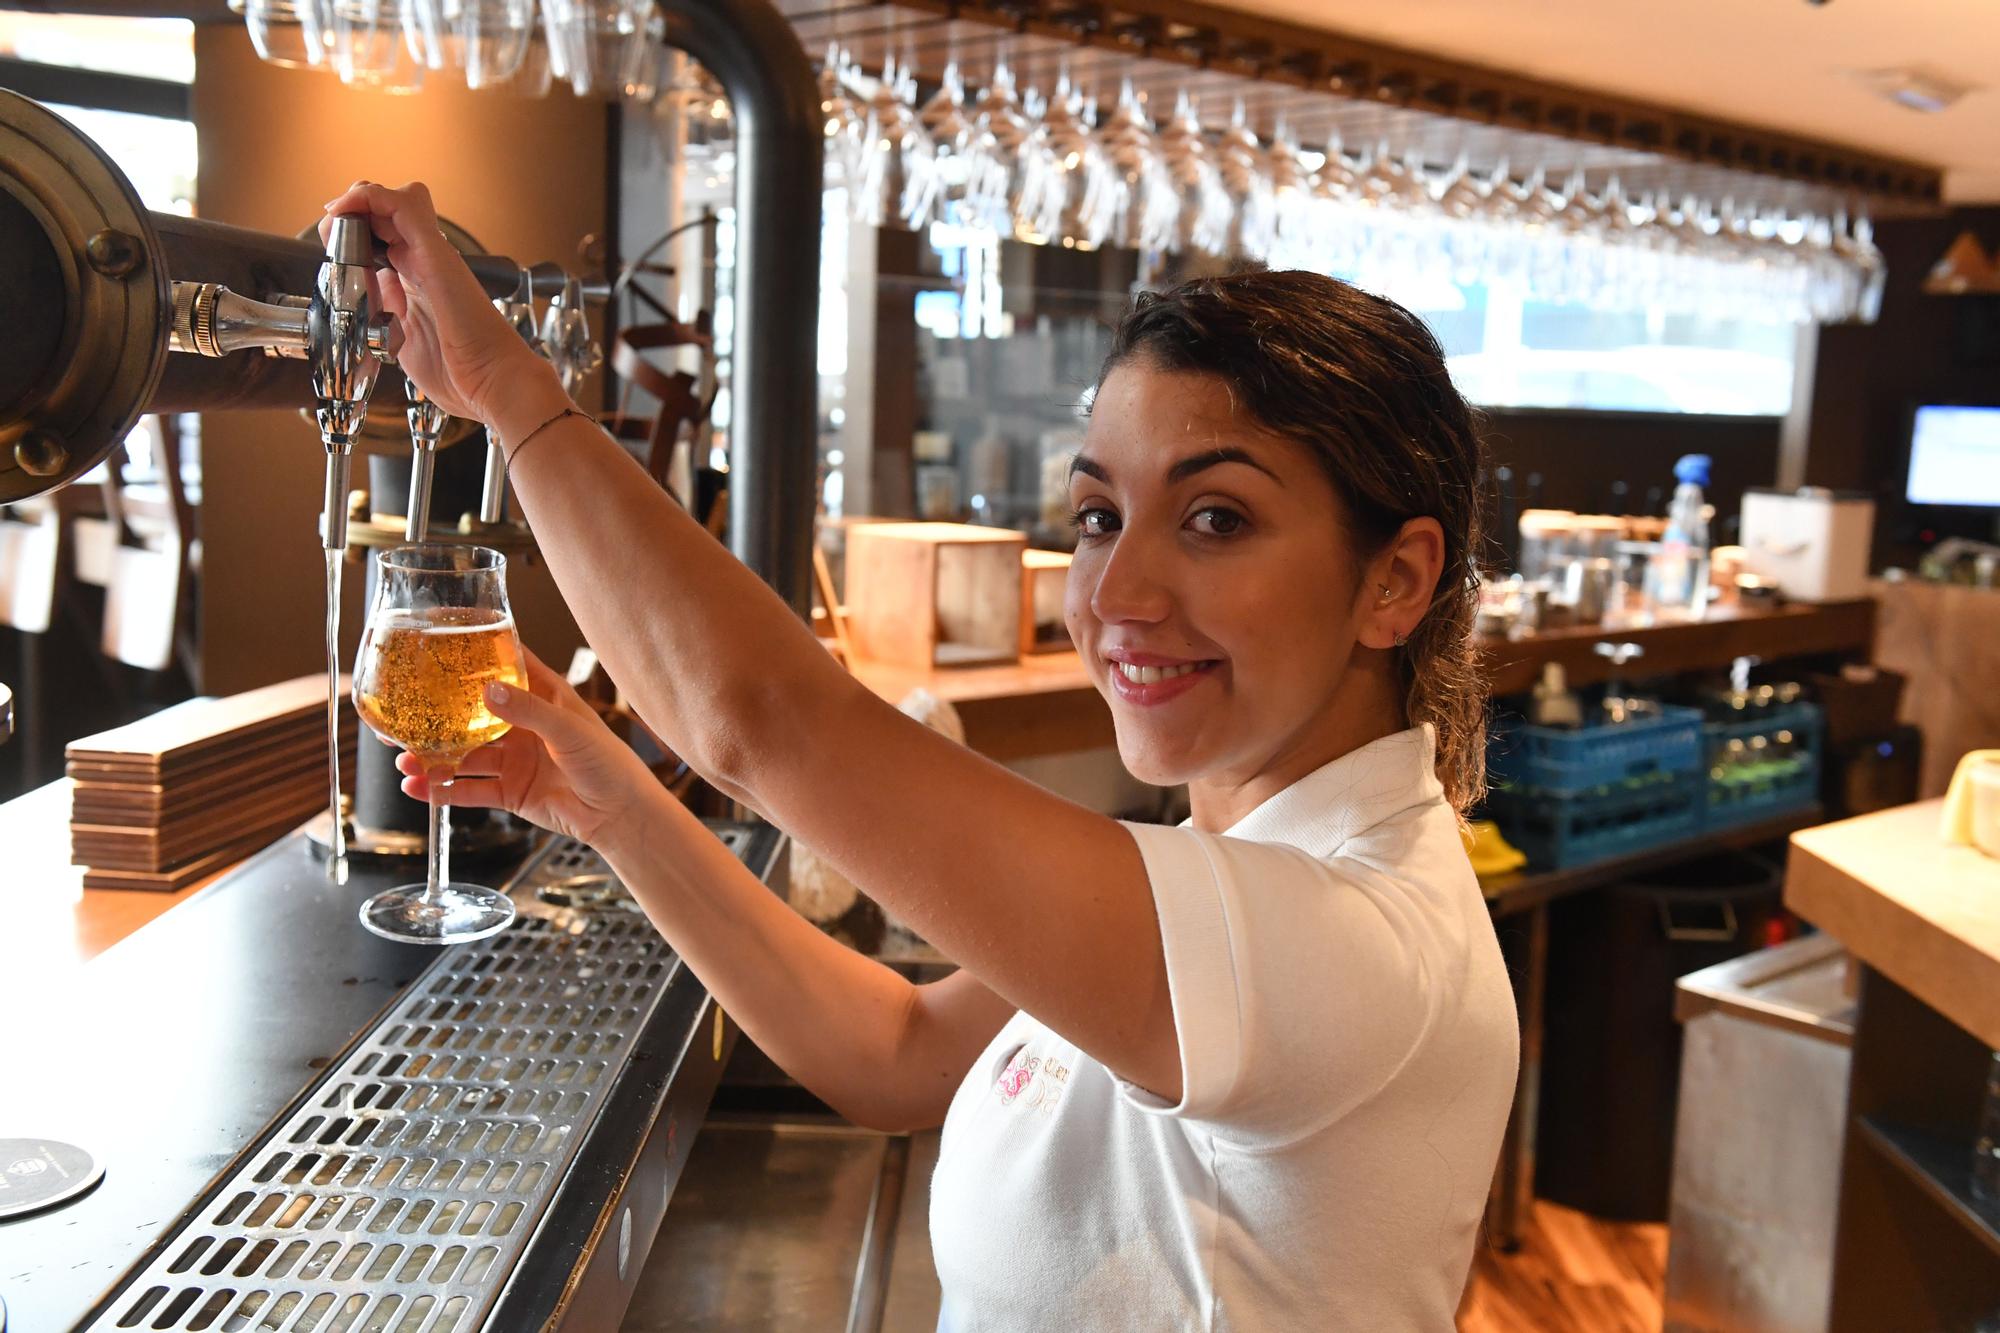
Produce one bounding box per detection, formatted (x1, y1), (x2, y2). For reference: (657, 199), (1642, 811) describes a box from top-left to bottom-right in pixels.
(168, 212), (389, 552)
(311, 215), (385, 552)
(403, 375), (445, 542)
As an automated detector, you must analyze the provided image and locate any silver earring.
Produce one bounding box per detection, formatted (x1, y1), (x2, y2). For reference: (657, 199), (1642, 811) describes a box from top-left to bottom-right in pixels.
(1393, 630), (1408, 647)
(1378, 583), (1392, 603)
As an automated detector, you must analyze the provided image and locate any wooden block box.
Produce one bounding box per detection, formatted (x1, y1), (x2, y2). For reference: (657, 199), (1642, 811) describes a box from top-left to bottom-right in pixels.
(845, 522), (1027, 669)
(1020, 549), (1073, 654)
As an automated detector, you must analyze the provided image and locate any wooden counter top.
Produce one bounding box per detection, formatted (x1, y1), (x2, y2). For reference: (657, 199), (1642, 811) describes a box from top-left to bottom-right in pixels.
(1786, 800), (2000, 1049)
(0, 779), (227, 1006)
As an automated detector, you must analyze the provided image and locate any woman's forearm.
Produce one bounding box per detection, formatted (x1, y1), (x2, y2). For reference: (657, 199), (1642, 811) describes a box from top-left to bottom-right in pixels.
(486, 366), (856, 787)
(597, 784), (983, 1132)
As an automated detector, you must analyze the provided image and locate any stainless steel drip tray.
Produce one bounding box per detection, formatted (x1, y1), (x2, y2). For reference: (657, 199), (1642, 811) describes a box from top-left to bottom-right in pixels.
(1, 821), (783, 1333)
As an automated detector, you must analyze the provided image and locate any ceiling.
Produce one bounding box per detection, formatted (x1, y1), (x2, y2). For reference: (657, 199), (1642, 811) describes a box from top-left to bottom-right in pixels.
(1197, 0), (1999, 203)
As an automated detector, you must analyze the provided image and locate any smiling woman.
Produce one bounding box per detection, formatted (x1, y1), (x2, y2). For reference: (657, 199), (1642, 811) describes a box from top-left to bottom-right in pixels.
(1070, 271), (1491, 820)
(323, 176), (1516, 1333)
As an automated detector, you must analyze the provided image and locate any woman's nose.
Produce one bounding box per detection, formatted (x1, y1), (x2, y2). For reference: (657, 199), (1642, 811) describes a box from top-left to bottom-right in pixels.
(1086, 530), (1174, 626)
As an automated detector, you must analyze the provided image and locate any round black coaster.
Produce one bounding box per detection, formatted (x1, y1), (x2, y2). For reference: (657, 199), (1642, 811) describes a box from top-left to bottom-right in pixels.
(0, 1139), (104, 1220)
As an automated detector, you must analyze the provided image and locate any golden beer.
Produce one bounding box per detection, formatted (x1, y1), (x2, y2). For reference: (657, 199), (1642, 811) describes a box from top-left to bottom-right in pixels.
(354, 606), (528, 762)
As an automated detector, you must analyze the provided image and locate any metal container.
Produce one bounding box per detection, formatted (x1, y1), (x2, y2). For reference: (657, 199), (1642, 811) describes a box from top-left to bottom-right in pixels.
(1665, 932), (1856, 1333)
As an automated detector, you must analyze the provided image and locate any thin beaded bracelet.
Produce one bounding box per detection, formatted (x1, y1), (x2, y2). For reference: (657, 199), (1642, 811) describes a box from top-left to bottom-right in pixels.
(503, 405), (594, 469)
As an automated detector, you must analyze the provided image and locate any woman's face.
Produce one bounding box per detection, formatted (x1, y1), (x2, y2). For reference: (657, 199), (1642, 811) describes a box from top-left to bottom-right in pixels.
(1066, 361), (1376, 792)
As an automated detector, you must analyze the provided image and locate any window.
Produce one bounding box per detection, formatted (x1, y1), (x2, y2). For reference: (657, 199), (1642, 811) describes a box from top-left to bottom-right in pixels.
(1362, 274), (1795, 417)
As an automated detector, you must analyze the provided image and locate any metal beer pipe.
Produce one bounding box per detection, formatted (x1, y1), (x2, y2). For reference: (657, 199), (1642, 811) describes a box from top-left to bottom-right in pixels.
(661, 0), (822, 616)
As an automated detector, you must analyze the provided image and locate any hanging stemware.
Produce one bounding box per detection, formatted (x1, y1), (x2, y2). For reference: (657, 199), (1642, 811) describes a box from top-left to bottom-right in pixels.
(1157, 89), (1231, 256)
(1098, 79), (1177, 254)
(1216, 99), (1276, 262)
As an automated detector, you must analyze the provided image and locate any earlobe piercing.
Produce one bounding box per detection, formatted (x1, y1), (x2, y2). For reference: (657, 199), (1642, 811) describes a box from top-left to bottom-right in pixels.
(1393, 630), (1409, 648)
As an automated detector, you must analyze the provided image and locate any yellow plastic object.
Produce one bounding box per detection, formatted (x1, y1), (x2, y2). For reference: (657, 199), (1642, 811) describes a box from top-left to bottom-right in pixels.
(1463, 819), (1528, 878)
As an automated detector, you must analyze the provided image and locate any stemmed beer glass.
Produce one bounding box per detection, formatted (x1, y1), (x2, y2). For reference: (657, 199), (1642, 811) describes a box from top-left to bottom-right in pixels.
(353, 545), (527, 944)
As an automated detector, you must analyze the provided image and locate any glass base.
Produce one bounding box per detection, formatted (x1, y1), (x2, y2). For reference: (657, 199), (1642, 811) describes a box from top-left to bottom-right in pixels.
(359, 883), (517, 945)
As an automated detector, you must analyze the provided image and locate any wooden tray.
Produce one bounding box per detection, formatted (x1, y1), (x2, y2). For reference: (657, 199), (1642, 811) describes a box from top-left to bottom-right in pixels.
(66, 720), (356, 784)
(72, 779), (333, 869)
(79, 818), (308, 892)
(66, 674), (351, 775)
(71, 745), (354, 821)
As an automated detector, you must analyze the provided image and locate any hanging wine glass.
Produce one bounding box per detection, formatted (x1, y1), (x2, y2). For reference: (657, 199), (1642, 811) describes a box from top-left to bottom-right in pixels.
(330, 0), (424, 89)
(853, 54), (939, 230)
(543, 0), (652, 98)
(1098, 79), (1177, 254)
(1265, 118), (1316, 269)
(819, 46), (867, 192)
(920, 61), (991, 227)
(441, 0), (535, 89)
(1158, 89), (1231, 256)
(1216, 99), (1275, 262)
(1034, 69), (1116, 248)
(969, 63), (1046, 241)
(235, 0), (332, 69)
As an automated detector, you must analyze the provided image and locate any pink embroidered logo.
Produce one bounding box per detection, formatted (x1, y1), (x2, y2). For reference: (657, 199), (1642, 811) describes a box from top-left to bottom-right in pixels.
(995, 1052), (1036, 1105)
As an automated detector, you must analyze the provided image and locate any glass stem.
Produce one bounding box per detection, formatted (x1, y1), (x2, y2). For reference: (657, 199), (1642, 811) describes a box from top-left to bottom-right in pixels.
(425, 765), (454, 902)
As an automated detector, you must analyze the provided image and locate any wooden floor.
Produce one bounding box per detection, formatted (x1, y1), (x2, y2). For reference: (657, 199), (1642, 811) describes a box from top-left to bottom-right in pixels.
(1459, 1201), (1669, 1333)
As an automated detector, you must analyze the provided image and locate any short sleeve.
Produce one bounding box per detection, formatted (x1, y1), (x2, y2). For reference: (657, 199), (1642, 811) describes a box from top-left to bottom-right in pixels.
(1116, 820), (1445, 1144)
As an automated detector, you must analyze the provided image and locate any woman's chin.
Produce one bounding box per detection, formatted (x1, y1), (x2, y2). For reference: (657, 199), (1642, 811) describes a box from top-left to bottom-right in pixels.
(1114, 736), (1203, 791)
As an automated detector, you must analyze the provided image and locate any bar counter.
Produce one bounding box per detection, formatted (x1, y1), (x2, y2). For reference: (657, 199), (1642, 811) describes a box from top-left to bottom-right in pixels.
(1784, 802), (2000, 1329)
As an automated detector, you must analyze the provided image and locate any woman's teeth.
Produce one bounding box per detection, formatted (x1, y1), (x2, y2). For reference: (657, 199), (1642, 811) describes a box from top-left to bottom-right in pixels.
(1115, 661), (1203, 685)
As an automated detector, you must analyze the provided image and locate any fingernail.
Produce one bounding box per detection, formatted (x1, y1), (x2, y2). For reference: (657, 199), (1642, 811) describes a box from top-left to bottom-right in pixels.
(487, 682), (509, 705)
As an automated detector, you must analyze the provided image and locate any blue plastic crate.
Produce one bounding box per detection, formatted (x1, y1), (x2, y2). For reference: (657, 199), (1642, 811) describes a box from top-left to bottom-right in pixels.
(1703, 701), (1823, 830)
(1486, 771), (1706, 870)
(1489, 704), (1706, 794)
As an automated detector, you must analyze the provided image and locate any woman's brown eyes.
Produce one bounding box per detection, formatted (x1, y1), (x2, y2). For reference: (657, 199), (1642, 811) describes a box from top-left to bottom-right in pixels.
(1188, 507), (1247, 537)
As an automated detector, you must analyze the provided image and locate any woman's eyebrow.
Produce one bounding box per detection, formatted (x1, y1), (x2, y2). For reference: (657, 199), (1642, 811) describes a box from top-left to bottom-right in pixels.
(1165, 446), (1279, 484)
(1069, 454), (1110, 483)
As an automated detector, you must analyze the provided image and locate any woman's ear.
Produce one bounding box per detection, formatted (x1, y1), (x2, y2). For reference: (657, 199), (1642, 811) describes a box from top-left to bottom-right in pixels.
(1356, 517), (1446, 650)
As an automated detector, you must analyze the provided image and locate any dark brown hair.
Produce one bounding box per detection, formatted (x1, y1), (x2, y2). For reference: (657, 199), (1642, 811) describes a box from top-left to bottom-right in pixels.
(1101, 269), (1489, 814)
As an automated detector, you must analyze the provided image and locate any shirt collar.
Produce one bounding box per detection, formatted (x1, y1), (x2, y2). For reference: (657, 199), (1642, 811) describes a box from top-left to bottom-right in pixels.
(1216, 724), (1446, 859)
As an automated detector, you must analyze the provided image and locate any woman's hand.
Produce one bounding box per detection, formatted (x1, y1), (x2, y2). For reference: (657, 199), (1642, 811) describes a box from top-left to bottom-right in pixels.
(397, 649), (661, 851)
(316, 179), (561, 426)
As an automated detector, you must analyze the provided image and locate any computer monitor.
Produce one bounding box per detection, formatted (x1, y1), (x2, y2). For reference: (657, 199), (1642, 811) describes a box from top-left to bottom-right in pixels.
(1906, 404), (2000, 509)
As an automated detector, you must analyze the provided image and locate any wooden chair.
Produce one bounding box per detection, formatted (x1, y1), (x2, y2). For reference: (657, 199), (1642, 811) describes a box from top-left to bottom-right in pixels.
(608, 319), (713, 498)
(96, 417), (201, 679)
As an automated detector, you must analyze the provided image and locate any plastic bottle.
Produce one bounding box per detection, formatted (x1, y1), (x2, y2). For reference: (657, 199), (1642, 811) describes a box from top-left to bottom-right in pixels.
(1650, 453), (1712, 613)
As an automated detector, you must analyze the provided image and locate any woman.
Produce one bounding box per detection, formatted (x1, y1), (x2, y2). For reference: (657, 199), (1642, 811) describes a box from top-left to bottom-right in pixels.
(325, 181), (1518, 1329)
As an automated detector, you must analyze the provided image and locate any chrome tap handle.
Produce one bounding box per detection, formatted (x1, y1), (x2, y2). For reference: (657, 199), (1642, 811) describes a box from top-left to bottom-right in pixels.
(404, 376), (446, 543)
(311, 215), (383, 551)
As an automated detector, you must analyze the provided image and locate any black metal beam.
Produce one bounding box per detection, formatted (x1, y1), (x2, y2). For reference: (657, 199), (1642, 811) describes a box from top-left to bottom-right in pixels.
(0, 53), (190, 120)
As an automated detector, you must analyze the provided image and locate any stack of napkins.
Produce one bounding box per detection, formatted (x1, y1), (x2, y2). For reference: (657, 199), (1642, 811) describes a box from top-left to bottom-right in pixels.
(68, 674), (355, 890)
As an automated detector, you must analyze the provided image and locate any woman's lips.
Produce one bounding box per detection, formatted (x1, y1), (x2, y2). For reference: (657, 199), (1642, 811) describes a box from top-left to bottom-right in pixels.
(1107, 657), (1220, 706)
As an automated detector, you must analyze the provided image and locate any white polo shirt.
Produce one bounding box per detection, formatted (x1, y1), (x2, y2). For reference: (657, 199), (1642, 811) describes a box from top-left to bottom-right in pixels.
(928, 726), (1518, 1331)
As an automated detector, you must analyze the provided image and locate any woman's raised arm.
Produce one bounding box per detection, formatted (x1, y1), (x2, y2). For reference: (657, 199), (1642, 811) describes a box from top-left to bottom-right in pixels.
(322, 180), (1183, 1103)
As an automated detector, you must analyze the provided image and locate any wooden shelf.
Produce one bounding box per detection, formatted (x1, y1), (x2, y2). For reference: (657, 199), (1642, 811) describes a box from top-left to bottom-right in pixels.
(1479, 598), (1876, 697)
(1481, 805), (1822, 918)
(1856, 1117), (2000, 1262)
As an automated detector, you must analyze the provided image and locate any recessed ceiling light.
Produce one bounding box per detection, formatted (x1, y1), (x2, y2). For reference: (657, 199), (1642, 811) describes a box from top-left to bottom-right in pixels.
(1851, 65), (1979, 114)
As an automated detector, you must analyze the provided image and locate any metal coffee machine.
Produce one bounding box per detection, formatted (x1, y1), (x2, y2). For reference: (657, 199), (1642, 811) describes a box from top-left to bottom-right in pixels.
(0, 0), (822, 1325)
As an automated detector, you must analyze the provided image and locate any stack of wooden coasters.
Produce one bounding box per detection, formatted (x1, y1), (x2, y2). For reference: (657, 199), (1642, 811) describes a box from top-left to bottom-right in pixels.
(68, 675), (356, 891)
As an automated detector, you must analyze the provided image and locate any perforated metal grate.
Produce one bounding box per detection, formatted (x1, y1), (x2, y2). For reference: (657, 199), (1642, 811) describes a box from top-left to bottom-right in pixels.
(88, 834), (738, 1333)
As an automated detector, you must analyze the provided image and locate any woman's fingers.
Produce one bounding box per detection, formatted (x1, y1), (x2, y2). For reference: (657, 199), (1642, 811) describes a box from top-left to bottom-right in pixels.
(523, 651), (600, 722)
(484, 677), (594, 756)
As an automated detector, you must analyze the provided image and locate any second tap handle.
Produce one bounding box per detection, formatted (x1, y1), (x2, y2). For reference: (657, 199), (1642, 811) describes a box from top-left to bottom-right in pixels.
(404, 376), (446, 543)
(480, 440), (508, 525)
